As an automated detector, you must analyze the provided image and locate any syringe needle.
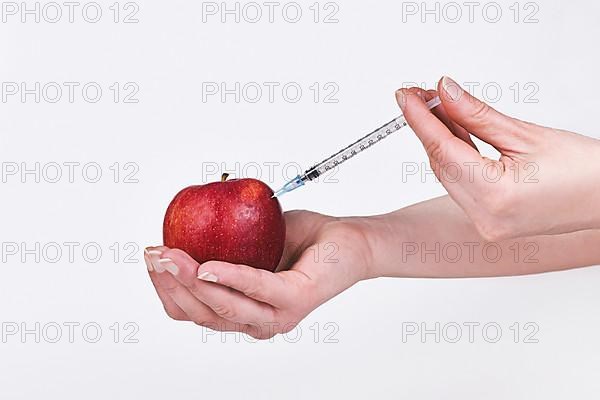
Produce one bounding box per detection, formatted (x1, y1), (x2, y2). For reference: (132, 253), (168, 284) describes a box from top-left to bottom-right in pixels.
(272, 96), (441, 198)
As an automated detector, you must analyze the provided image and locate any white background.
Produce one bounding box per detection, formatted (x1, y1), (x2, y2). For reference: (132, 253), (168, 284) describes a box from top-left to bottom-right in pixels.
(1, 0), (599, 398)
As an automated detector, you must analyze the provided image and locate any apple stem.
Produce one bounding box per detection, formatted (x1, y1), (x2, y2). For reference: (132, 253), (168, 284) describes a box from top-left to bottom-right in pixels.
(221, 173), (230, 182)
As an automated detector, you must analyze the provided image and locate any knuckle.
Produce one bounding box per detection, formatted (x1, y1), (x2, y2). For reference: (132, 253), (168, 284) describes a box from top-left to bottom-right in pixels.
(247, 325), (273, 340)
(470, 99), (491, 123)
(426, 140), (448, 166)
(243, 285), (261, 300)
(244, 269), (265, 297)
(212, 302), (238, 321)
(188, 310), (215, 327)
(243, 325), (266, 340)
(234, 264), (266, 298)
(193, 320), (215, 329)
(162, 285), (179, 297)
(264, 308), (278, 325)
(164, 307), (187, 321)
(252, 331), (275, 341)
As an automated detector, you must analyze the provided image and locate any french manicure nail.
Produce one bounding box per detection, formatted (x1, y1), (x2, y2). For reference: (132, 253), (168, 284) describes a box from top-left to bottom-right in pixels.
(396, 89), (407, 110)
(158, 258), (179, 275)
(143, 252), (154, 272)
(197, 271), (218, 283)
(442, 76), (462, 101)
(145, 247), (164, 272)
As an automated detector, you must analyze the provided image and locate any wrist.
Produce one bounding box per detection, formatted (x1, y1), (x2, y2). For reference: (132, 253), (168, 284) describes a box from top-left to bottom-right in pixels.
(330, 215), (398, 281)
(316, 217), (375, 284)
(353, 214), (415, 279)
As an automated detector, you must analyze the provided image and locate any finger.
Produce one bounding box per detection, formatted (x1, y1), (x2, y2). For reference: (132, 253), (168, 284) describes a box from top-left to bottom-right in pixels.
(396, 86), (505, 212)
(144, 246), (188, 321)
(152, 267), (219, 326)
(437, 76), (526, 152)
(146, 246), (244, 330)
(160, 249), (277, 326)
(425, 89), (478, 151)
(195, 257), (296, 308)
(152, 264), (261, 335)
(396, 87), (483, 179)
(407, 88), (472, 143)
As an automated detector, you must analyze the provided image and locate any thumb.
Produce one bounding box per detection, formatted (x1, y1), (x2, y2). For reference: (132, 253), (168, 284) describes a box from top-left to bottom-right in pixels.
(438, 76), (526, 151)
(396, 87), (482, 177)
(396, 86), (504, 212)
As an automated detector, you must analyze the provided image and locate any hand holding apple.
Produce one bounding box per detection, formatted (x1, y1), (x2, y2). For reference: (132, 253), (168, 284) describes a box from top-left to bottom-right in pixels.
(145, 210), (372, 339)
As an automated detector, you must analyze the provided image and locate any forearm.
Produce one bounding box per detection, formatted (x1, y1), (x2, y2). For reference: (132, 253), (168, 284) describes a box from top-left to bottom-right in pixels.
(357, 196), (600, 279)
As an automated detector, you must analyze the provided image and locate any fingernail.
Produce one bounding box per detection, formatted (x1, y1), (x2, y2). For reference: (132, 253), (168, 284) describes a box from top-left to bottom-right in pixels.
(145, 247), (164, 272)
(197, 271), (218, 283)
(395, 89), (407, 111)
(143, 250), (153, 272)
(442, 76), (462, 101)
(159, 258), (179, 275)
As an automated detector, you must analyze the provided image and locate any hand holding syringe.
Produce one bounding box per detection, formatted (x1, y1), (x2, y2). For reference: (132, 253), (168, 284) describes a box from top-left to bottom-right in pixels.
(272, 96), (442, 197)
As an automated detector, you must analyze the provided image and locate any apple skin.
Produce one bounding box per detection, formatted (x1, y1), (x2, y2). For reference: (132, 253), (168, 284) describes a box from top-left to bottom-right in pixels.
(163, 176), (286, 272)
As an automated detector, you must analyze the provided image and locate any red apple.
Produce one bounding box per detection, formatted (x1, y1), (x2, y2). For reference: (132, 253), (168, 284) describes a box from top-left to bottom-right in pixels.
(163, 174), (286, 272)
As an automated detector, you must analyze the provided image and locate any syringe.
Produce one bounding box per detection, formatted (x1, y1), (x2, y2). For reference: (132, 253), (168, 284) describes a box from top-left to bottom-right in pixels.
(272, 96), (441, 198)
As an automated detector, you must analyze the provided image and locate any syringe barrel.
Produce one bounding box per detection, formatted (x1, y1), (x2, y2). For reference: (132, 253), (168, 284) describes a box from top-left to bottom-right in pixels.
(304, 168), (321, 181)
